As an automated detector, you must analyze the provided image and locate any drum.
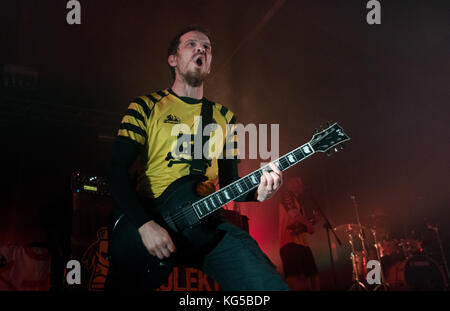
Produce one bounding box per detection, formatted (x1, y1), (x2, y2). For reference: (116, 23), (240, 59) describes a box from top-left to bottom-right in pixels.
(398, 238), (423, 258)
(385, 255), (447, 291)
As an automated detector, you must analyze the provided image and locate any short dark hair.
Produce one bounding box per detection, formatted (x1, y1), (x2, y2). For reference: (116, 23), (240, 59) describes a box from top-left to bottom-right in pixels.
(167, 26), (211, 80)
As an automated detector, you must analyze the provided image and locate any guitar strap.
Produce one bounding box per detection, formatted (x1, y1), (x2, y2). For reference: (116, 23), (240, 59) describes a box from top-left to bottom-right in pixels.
(190, 99), (214, 175)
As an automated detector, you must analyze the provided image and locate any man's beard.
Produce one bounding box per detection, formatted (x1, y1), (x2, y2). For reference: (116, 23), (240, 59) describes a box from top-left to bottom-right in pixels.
(183, 68), (208, 87)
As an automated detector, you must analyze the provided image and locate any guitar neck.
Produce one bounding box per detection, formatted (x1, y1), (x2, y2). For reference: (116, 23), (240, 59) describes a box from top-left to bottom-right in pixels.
(193, 142), (316, 219)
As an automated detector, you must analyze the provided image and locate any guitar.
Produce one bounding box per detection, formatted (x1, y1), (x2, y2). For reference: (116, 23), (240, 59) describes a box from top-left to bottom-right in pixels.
(106, 122), (350, 290)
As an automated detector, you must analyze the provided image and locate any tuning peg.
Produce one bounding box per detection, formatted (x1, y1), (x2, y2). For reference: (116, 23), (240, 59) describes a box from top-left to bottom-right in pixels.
(314, 128), (319, 134)
(334, 147), (339, 153)
(326, 121), (331, 127)
(326, 150), (333, 157)
(340, 144), (345, 150)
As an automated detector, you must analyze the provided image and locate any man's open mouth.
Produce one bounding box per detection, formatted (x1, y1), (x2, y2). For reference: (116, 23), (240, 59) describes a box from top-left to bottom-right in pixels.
(195, 56), (203, 66)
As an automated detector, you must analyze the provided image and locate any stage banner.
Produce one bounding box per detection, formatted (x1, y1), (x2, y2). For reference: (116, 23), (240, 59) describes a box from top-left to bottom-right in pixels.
(0, 245), (51, 290)
(68, 192), (114, 291)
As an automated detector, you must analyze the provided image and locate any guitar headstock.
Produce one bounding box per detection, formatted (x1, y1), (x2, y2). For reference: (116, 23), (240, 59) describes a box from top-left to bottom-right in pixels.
(309, 122), (350, 155)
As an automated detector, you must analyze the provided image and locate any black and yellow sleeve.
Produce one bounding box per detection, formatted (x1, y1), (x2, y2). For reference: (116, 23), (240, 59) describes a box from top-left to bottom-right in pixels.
(109, 96), (155, 229)
(117, 96), (154, 146)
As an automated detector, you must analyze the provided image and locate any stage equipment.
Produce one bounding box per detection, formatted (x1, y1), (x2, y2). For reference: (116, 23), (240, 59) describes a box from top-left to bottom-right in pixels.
(427, 223), (450, 290)
(384, 255), (447, 291)
(370, 226), (389, 291)
(309, 194), (342, 289)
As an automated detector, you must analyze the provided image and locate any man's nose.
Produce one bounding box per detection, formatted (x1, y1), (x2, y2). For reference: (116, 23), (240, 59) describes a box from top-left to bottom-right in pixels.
(196, 46), (205, 54)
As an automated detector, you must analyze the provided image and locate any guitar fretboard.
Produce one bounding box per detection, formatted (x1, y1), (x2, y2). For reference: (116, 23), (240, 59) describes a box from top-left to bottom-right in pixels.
(192, 142), (316, 219)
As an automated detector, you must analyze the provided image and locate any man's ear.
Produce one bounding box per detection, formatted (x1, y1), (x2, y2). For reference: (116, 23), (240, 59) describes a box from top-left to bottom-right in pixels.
(168, 54), (177, 67)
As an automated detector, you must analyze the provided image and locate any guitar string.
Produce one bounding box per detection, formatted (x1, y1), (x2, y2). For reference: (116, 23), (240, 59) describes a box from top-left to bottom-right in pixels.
(167, 125), (348, 225)
(166, 147), (307, 225)
(167, 170), (265, 225)
(167, 148), (306, 224)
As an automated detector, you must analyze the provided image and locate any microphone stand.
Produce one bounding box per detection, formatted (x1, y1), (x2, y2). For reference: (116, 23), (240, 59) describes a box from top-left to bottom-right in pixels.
(310, 195), (342, 289)
(427, 222), (450, 290)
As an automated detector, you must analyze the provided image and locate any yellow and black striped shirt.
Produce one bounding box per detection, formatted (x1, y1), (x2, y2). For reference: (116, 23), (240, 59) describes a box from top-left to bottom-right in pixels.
(116, 88), (239, 199)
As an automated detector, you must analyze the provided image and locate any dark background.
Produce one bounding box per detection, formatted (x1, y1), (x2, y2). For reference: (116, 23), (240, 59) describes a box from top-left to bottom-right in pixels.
(1, 0), (449, 290)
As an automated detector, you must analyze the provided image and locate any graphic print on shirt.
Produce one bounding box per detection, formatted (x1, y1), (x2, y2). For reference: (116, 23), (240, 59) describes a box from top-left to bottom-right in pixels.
(165, 118), (218, 174)
(163, 114), (181, 124)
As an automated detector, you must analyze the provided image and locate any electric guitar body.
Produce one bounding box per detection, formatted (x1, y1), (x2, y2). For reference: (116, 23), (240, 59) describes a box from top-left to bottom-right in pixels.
(106, 174), (226, 291)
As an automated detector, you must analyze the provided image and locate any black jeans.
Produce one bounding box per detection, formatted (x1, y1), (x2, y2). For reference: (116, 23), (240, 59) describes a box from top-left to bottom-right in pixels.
(200, 222), (290, 291)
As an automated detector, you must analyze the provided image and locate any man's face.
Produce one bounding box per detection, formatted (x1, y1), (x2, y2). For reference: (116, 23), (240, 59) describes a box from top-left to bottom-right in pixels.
(169, 31), (212, 87)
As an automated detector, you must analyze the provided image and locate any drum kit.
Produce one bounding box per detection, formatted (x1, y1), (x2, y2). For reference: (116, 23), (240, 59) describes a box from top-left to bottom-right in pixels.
(332, 196), (449, 291)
